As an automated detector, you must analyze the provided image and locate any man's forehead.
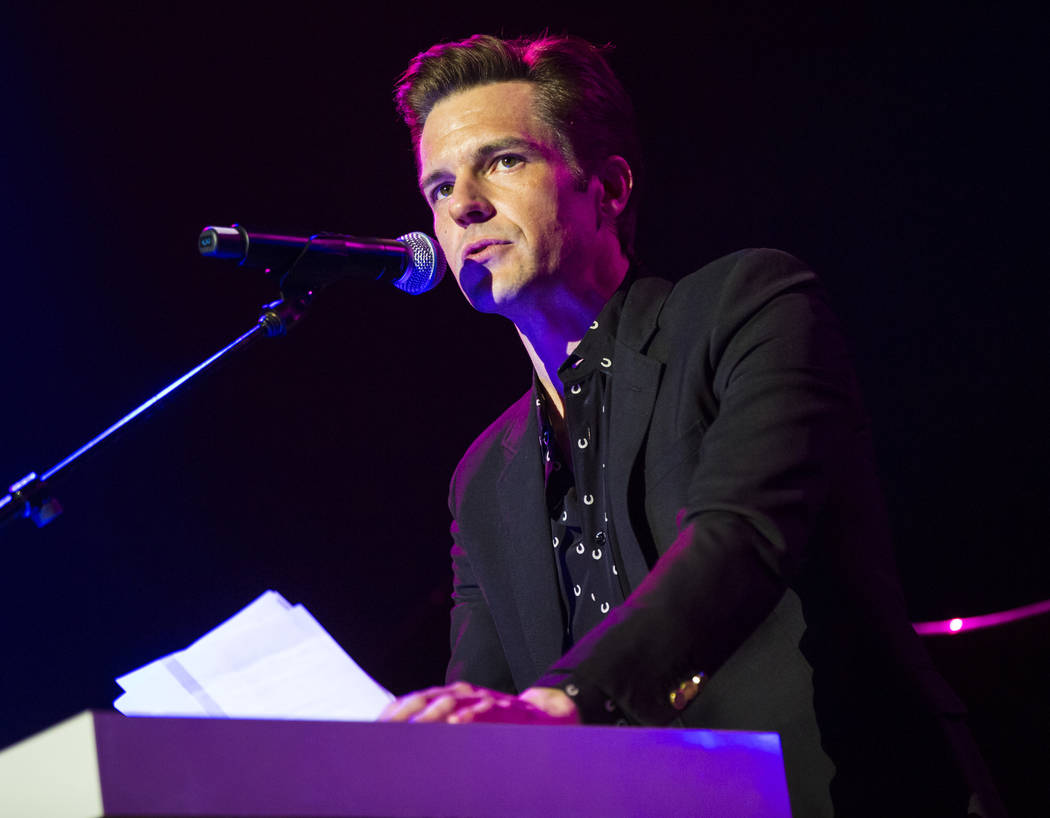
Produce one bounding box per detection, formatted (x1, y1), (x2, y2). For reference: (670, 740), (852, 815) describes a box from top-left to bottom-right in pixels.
(417, 81), (551, 174)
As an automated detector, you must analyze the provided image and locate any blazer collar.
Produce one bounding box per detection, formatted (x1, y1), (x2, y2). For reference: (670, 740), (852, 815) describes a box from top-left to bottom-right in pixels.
(618, 275), (673, 353)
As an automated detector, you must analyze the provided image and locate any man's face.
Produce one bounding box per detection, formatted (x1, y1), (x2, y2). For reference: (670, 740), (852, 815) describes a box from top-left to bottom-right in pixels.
(418, 81), (601, 317)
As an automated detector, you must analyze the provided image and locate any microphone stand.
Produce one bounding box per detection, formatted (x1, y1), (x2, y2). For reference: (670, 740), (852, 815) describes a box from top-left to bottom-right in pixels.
(0, 294), (310, 530)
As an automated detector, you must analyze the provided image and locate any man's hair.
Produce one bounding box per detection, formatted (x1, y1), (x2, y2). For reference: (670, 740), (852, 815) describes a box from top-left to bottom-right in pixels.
(395, 34), (641, 257)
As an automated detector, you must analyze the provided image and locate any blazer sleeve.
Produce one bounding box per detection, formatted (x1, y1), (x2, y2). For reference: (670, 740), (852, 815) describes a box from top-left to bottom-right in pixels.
(535, 250), (871, 725)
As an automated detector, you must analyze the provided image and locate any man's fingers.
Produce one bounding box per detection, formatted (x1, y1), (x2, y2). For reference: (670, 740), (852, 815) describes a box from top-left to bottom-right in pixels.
(378, 683), (566, 726)
(378, 682), (482, 722)
(379, 691), (430, 722)
(412, 692), (482, 722)
(447, 695), (497, 724)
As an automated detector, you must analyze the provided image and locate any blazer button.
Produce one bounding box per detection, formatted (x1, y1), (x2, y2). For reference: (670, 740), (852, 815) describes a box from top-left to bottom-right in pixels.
(669, 673), (707, 710)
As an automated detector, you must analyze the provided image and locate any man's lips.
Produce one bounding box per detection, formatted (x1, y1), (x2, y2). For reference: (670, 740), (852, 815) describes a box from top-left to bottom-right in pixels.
(462, 239), (511, 263)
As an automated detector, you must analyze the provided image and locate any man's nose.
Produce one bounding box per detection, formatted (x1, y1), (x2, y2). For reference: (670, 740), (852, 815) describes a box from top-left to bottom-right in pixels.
(448, 180), (495, 226)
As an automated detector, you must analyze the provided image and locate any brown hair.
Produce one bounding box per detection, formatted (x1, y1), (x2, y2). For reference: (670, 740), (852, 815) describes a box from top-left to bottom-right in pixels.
(395, 34), (641, 256)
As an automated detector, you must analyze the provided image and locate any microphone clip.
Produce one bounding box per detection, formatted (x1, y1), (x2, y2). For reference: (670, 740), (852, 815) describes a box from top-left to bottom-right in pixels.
(257, 295), (312, 338)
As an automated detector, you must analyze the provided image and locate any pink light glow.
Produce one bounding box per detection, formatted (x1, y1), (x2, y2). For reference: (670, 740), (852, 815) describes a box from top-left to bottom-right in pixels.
(913, 599), (1050, 636)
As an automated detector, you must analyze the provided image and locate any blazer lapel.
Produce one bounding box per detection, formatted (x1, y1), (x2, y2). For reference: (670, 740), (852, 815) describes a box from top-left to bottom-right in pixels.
(496, 404), (567, 681)
(607, 277), (673, 592)
(484, 276), (673, 682)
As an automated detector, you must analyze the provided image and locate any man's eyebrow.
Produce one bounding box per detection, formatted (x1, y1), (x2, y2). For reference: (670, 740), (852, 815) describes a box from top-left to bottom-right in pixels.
(418, 137), (542, 194)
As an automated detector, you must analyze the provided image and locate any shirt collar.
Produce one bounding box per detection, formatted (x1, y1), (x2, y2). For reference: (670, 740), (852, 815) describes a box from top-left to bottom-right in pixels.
(556, 275), (631, 384)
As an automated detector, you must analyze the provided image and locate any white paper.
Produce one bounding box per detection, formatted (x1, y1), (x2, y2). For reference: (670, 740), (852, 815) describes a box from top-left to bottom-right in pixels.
(114, 591), (393, 721)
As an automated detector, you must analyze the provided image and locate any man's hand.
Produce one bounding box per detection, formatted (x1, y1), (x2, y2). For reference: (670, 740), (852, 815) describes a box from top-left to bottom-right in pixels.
(378, 681), (580, 725)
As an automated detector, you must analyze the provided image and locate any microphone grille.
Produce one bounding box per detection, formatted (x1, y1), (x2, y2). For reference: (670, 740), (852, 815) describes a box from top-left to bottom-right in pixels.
(393, 232), (447, 295)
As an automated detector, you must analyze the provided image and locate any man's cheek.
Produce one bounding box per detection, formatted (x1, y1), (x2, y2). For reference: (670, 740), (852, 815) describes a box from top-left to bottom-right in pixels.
(435, 230), (455, 273)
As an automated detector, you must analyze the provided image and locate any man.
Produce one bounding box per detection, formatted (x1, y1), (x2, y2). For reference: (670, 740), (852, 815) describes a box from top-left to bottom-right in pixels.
(380, 34), (1000, 817)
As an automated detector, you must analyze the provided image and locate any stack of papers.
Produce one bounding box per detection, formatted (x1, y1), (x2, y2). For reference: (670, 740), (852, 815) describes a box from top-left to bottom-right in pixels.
(114, 591), (393, 721)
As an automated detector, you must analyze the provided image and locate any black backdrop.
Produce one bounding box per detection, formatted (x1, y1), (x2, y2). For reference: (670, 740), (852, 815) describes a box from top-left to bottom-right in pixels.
(2, 2), (1047, 811)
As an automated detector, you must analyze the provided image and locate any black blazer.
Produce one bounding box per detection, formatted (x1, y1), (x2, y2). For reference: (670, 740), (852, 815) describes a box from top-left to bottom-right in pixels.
(445, 249), (998, 816)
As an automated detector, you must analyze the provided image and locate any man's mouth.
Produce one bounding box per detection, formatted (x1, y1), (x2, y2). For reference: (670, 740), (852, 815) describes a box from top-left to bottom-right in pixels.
(463, 239), (511, 263)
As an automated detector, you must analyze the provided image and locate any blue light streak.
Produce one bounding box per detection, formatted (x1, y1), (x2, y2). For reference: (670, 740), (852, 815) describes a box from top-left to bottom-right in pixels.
(40, 324), (263, 482)
(9, 472), (37, 492)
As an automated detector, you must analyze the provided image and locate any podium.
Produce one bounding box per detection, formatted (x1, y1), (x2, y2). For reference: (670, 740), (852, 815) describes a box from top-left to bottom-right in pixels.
(0, 710), (791, 817)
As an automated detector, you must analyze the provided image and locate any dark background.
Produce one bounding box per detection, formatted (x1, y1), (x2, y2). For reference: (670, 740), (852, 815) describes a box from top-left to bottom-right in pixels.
(2, 1), (1046, 812)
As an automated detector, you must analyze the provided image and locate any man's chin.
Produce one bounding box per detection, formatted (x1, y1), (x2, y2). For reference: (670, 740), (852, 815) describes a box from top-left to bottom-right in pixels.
(456, 260), (503, 314)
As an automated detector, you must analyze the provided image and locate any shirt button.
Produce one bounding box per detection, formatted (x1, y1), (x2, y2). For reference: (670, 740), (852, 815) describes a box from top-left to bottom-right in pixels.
(595, 530), (606, 544)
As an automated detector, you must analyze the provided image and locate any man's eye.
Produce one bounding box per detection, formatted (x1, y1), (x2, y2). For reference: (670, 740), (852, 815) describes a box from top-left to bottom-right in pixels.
(495, 155), (523, 169)
(432, 182), (454, 202)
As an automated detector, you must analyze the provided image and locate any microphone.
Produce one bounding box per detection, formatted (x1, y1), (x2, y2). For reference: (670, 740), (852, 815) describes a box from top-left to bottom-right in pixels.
(198, 225), (446, 296)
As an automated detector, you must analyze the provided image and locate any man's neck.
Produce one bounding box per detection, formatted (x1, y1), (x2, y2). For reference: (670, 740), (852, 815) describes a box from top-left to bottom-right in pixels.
(514, 254), (629, 419)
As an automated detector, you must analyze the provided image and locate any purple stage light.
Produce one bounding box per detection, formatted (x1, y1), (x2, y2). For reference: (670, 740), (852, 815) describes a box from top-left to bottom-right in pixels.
(913, 598), (1050, 635)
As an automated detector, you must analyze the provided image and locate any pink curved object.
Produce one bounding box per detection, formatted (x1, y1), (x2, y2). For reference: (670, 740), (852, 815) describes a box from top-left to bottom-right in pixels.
(913, 598), (1050, 635)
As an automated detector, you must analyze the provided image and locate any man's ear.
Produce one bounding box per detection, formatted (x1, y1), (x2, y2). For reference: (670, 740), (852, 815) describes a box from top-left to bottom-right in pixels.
(595, 155), (633, 222)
